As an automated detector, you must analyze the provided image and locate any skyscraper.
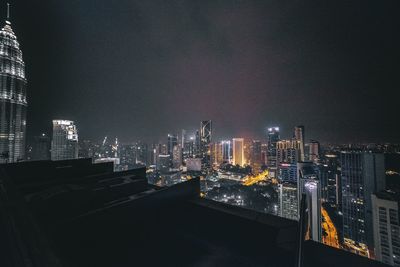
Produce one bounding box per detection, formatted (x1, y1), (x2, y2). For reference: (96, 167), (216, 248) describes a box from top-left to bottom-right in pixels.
(0, 7), (27, 163)
(167, 134), (178, 156)
(318, 153), (340, 207)
(200, 120), (212, 165)
(210, 142), (223, 166)
(51, 120), (79, 161)
(298, 161), (322, 242)
(309, 140), (320, 162)
(294, 126), (305, 162)
(267, 127), (280, 171)
(157, 154), (170, 173)
(279, 182), (298, 221)
(341, 151), (385, 257)
(276, 139), (301, 183)
(172, 144), (182, 169)
(371, 191), (400, 266)
(276, 139), (301, 164)
(251, 140), (262, 174)
(232, 138), (244, 167)
(221, 140), (232, 164)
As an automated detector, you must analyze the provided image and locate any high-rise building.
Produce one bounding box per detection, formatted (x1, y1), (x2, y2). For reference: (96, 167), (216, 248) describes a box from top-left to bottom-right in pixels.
(194, 130), (201, 157)
(148, 143), (160, 166)
(371, 191), (400, 266)
(135, 141), (148, 166)
(341, 151), (385, 257)
(276, 139), (301, 164)
(279, 182), (298, 221)
(298, 161), (322, 242)
(31, 134), (51, 160)
(221, 140), (232, 164)
(294, 126), (305, 162)
(51, 120), (79, 161)
(167, 134), (178, 156)
(251, 140), (262, 174)
(0, 9), (27, 163)
(267, 127), (280, 170)
(309, 140), (320, 162)
(277, 139), (300, 183)
(232, 138), (244, 167)
(278, 163), (298, 183)
(210, 142), (223, 166)
(318, 153), (340, 207)
(157, 154), (171, 173)
(181, 130), (194, 160)
(119, 144), (136, 168)
(200, 120), (212, 166)
(172, 144), (182, 169)
(261, 143), (268, 166)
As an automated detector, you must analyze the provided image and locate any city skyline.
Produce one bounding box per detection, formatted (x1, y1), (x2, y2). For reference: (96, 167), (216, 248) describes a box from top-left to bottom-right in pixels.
(1, 0), (398, 144)
(1, 2), (400, 266)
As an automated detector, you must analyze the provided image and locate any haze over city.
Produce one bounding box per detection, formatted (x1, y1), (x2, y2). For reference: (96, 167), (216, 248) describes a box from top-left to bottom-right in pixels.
(3, 0), (398, 143)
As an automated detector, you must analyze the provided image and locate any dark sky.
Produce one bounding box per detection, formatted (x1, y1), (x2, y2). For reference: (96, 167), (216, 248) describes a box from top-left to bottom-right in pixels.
(2, 0), (399, 144)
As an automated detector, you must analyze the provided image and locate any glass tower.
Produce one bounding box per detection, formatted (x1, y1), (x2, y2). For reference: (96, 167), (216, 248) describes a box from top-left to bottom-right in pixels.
(0, 11), (27, 163)
(267, 127), (280, 169)
(341, 151), (385, 257)
(51, 120), (79, 161)
(200, 120), (212, 166)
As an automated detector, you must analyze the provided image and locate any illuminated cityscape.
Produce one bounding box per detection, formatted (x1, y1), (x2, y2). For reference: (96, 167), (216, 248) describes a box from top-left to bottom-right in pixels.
(0, 1), (399, 267)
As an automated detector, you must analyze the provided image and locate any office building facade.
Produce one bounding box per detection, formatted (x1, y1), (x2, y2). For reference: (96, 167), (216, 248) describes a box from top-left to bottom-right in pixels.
(51, 120), (79, 160)
(341, 151), (385, 257)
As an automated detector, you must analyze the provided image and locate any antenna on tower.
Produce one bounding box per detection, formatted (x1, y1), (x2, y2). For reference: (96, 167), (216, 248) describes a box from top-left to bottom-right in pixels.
(6, 3), (10, 20)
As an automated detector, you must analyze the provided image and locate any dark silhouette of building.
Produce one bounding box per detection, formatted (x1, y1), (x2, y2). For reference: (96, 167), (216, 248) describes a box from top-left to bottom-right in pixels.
(0, 159), (389, 267)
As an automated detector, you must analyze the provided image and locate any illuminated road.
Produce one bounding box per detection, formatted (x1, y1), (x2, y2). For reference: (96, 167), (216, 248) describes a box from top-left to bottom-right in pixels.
(242, 170), (269, 186)
(321, 207), (340, 248)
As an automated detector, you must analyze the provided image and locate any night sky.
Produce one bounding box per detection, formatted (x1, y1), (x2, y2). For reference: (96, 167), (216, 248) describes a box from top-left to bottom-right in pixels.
(2, 0), (399, 143)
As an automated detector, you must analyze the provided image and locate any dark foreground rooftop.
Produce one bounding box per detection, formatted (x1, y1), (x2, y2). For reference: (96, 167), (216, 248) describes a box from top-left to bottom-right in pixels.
(0, 159), (389, 267)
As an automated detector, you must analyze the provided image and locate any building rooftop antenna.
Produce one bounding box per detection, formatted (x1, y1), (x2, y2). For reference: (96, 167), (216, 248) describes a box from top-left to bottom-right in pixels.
(6, 3), (10, 20)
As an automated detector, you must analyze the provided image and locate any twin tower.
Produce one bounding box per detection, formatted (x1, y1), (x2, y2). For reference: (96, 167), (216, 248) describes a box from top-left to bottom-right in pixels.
(0, 5), (28, 163)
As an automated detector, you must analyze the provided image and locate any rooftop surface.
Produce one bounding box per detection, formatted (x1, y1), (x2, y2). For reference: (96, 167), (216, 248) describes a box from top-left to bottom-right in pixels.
(0, 159), (390, 267)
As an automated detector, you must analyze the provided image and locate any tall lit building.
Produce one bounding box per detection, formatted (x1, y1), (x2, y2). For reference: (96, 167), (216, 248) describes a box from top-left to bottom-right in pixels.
(157, 154), (170, 173)
(309, 140), (320, 162)
(318, 153), (340, 207)
(51, 120), (78, 161)
(0, 8), (27, 163)
(194, 130), (201, 157)
(200, 120), (212, 165)
(221, 140), (232, 164)
(276, 139), (301, 164)
(181, 129), (193, 160)
(251, 140), (262, 174)
(279, 182), (298, 221)
(341, 151), (385, 257)
(298, 161), (321, 242)
(277, 139), (300, 183)
(210, 142), (223, 166)
(172, 144), (182, 169)
(267, 127), (280, 170)
(261, 143), (268, 166)
(167, 134), (178, 156)
(232, 138), (244, 167)
(134, 141), (148, 166)
(371, 191), (400, 266)
(294, 126), (305, 162)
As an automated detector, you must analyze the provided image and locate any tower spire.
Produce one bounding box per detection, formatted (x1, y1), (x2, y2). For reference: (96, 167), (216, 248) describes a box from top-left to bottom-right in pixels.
(6, 3), (10, 20)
